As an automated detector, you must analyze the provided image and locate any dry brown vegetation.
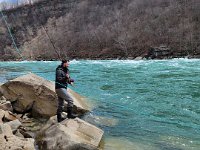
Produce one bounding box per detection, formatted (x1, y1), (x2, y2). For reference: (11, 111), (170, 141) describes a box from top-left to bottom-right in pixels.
(0, 0), (200, 60)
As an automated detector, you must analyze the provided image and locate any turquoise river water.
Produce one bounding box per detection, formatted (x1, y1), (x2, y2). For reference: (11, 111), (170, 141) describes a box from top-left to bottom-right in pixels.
(0, 59), (200, 150)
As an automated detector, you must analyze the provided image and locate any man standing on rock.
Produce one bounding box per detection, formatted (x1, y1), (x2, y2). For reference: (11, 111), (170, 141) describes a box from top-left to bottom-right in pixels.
(55, 59), (77, 122)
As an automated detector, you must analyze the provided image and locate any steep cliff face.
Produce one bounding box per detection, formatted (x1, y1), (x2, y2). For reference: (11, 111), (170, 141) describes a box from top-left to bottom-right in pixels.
(0, 0), (200, 60)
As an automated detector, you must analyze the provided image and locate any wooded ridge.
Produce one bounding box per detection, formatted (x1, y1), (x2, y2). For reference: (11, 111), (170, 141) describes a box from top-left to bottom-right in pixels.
(0, 0), (200, 60)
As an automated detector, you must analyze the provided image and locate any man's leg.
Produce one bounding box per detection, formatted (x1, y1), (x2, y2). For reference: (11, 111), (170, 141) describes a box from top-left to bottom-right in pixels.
(56, 88), (77, 119)
(57, 96), (64, 122)
(64, 91), (77, 119)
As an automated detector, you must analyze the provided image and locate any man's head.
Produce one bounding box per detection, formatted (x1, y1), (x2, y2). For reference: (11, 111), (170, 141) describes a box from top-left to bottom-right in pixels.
(61, 59), (70, 68)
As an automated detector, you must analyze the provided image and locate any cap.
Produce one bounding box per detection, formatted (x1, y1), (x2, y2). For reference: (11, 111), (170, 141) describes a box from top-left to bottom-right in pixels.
(61, 59), (70, 64)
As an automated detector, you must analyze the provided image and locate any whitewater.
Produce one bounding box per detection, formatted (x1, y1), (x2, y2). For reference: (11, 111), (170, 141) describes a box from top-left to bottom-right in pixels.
(0, 59), (200, 150)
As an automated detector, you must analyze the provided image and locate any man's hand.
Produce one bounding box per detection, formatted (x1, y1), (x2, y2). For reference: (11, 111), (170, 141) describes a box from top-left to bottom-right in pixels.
(68, 78), (74, 86)
(66, 74), (70, 78)
(69, 78), (75, 86)
(70, 82), (74, 86)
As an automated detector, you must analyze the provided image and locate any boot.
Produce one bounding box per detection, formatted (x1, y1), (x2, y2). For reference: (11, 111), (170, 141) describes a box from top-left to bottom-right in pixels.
(57, 113), (65, 122)
(67, 107), (78, 119)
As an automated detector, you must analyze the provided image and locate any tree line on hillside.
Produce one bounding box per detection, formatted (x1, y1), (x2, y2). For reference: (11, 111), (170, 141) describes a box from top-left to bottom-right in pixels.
(0, 0), (200, 60)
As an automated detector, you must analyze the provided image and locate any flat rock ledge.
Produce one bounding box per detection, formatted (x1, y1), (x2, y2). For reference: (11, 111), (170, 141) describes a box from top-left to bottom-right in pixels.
(36, 116), (104, 150)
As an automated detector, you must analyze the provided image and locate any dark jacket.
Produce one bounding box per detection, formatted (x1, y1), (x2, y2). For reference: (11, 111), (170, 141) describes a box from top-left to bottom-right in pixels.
(55, 65), (70, 89)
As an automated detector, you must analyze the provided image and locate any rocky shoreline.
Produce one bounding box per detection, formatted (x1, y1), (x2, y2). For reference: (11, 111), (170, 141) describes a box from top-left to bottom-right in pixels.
(0, 73), (104, 150)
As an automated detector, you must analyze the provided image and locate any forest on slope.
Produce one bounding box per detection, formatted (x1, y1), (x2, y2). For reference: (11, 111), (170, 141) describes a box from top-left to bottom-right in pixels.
(0, 0), (200, 60)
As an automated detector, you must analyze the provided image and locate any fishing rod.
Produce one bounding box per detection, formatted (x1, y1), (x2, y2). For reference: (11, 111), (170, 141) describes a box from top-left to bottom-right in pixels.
(40, 23), (62, 59)
(34, 5), (62, 60)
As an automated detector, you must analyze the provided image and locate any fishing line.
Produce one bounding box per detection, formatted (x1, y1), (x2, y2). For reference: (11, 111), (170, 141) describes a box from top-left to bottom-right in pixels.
(0, 9), (24, 60)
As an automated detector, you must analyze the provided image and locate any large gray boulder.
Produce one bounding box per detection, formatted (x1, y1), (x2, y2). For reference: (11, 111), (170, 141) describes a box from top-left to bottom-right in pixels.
(0, 124), (35, 150)
(1, 73), (90, 118)
(36, 116), (104, 150)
